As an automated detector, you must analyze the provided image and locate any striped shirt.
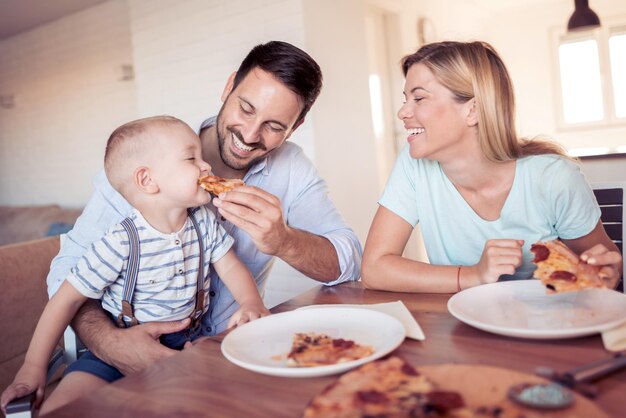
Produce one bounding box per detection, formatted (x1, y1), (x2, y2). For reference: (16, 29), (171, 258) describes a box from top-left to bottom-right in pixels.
(66, 206), (233, 323)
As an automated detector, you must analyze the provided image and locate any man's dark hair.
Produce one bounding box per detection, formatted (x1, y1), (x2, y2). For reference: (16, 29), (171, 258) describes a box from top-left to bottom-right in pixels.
(233, 41), (323, 125)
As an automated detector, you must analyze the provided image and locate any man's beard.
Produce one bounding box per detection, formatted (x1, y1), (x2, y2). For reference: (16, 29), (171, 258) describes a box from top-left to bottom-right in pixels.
(215, 108), (266, 172)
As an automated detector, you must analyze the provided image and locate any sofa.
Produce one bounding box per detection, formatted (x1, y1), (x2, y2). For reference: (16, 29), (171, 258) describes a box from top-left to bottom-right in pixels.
(0, 205), (82, 246)
(0, 205), (81, 414)
(0, 236), (61, 401)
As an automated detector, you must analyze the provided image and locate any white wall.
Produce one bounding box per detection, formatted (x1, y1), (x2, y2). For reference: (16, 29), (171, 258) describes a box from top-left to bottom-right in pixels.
(127, 0), (312, 146)
(0, 0), (317, 208)
(301, 0), (380, 244)
(581, 157), (626, 184)
(9, 0), (623, 219)
(0, 0), (137, 207)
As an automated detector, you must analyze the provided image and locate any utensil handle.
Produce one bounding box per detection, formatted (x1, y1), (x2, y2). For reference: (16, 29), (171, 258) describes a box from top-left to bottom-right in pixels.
(568, 353), (626, 383)
(571, 381), (599, 398)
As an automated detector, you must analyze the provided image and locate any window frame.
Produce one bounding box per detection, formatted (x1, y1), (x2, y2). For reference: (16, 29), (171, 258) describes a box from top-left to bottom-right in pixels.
(551, 15), (626, 131)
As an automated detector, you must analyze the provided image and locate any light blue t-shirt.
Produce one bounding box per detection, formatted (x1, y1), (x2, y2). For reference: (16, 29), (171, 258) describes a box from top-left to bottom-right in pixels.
(379, 145), (601, 279)
(47, 116), (362, 335)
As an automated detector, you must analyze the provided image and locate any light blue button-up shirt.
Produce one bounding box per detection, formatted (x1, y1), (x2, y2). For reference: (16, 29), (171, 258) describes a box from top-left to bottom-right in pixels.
(47, 116), (362, 335)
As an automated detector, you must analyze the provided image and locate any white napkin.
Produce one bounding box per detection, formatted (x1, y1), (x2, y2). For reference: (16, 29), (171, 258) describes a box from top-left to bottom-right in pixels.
(602, 321), (626, 351)
(297, 301), (425, 340)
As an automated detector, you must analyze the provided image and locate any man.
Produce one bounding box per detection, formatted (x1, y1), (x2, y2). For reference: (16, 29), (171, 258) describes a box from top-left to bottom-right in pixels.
(47, 41), (362, 380)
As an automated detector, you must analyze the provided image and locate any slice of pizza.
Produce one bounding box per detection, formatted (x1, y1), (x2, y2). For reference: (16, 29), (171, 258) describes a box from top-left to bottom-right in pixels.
(303, 356), (466, 418)
(303, 357), (521, 418)
(530, 240), (605, 293)
(287, 333), (374, 367)
(198, 175), (244, 195)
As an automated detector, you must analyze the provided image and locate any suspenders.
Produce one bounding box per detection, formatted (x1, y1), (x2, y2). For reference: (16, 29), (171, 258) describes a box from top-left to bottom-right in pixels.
(116, 218), (140, 327)
(187, 210), (206, 330)
(116, 208), (205, 329)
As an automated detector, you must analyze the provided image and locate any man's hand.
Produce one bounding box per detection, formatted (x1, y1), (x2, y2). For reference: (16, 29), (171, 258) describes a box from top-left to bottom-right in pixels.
(73, 300), (191, 376)
(212, 186), (289, 256)
(94, 319), (191, 375)
(212, 185), (341, 282)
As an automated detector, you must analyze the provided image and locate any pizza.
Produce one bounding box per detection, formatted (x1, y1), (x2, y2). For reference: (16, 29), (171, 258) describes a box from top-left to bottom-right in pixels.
(302, 357), (515, 418)
(530, 240), (605, 293)
(198, 175), (244, 195)
(287, 333), (374, 367)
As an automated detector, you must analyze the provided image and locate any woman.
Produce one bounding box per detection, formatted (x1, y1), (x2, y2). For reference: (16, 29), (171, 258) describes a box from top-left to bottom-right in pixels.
(361, 41), (621, 293)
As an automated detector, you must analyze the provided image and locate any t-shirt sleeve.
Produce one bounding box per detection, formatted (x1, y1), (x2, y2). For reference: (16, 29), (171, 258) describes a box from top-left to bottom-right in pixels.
(199, 207), (234, 263)
(544, 157), (601, 239)
(65, 228), (127, 299)
(378, 145), (419, 226)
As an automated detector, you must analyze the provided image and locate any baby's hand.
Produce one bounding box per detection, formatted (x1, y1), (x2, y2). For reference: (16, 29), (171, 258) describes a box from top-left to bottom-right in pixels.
(0, 363), (46, 413)
(227, 303), (271, 329)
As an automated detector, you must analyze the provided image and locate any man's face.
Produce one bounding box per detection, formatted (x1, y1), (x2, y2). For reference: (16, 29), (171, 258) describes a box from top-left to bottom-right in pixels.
(215, 68), (304, 171)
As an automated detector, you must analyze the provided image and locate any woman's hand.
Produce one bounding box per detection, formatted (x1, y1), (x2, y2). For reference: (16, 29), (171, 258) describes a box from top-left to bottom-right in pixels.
(581, 244), (623, 289)
(563, 221), (623, 290)
(468, 239), (524, 287)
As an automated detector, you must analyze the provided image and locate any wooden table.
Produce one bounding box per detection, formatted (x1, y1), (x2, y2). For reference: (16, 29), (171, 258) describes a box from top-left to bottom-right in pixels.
(47, 282), (625, 417)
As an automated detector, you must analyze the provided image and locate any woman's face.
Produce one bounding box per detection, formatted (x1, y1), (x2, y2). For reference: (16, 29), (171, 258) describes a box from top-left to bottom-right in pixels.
(397, 63), (474, 161)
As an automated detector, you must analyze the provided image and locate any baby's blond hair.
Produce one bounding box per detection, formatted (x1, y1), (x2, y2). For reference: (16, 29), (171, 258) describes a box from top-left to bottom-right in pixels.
(104, 115), (188, 198)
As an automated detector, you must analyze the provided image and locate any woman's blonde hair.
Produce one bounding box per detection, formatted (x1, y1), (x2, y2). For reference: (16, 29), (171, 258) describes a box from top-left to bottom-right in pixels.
(401, 41), (570, 162)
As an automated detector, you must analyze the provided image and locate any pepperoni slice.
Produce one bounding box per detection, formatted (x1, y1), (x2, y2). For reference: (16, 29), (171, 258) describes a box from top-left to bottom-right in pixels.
(401, 363), (420, 376)
(549, 271), (577, 282)
(332, 339), (355, 349)
(426, 391), (465, 412)
(530, 244), (550, 262)
(356, 390), (389, 404)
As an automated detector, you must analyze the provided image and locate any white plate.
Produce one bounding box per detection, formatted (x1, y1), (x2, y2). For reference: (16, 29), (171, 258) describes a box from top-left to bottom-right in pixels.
(221, 307), (406, 377)
(447, 280), (626, 339)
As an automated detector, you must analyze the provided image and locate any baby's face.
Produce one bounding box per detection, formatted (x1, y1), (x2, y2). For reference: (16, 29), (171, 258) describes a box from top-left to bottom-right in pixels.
(150, 124), (212, 208)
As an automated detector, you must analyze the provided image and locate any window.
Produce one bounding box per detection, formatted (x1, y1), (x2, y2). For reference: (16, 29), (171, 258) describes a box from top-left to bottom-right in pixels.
(609, 31), (626, 118)
(558, 38), (604, 124)
(553, 21), (626, 129)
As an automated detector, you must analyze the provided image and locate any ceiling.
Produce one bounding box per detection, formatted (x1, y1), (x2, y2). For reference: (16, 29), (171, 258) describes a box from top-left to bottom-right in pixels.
(0, 0), (110, 40)
(0, 0), (573, 41)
